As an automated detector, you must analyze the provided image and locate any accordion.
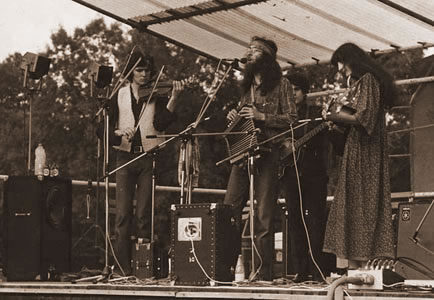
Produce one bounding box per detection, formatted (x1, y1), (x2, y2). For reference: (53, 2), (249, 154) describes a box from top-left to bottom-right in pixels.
(222, 114), (259, 164)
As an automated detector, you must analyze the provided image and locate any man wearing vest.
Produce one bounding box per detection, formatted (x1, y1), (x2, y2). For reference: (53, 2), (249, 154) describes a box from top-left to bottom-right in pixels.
(104, 50), (184, 275)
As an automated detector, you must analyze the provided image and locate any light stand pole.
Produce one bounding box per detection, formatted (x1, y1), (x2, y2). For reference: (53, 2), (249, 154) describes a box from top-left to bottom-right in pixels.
(102, 105), (111, 276)
(19, 52), (51, 175)
(22, 63), (33, 174)
(72, 63), (114, 283)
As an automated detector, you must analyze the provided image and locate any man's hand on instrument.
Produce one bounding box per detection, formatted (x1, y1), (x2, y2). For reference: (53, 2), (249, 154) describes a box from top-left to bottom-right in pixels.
(239, 105), (265, 121)
(171, 80), (185, 99)
(115, 127), (135, 140)
(167, 80), (186, 112)
(226, 109), (238, 122)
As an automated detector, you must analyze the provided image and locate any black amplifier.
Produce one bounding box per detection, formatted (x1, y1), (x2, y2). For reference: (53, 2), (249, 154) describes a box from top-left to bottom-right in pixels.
(170, 203), (235, 285)
(131, 241), (168, 279)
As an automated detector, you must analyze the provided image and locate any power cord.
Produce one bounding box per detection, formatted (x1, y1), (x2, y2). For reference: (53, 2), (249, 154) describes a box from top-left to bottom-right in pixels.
(289, 123), (327, 283)
(189, 238), (234, 285)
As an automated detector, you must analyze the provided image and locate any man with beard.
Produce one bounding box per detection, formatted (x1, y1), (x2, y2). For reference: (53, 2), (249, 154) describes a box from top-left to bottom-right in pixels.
(224, 36), (297, 281)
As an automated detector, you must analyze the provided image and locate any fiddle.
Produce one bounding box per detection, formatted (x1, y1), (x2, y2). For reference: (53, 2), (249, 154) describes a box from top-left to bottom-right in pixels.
(138, 80), (173, 99)
(138, 75), (198, 99)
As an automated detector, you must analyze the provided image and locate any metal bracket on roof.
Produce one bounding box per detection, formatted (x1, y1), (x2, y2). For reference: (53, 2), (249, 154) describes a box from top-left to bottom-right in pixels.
(370, 48), (379, 57)
(286, 61), (297, 67)
(417, 42), (428, 49)
(390, 44), (402, 53)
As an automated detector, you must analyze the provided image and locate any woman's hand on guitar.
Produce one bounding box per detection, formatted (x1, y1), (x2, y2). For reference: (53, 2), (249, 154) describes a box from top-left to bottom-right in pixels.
(226, 109), (238, 122)
(321, 107), (329, 121)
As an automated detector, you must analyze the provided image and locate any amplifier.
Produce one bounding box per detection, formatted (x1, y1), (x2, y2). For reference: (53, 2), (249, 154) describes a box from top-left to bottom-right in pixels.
(130, 241), (168, 279)
(170, 203), (236, 285)
(395, 201), (434, 280)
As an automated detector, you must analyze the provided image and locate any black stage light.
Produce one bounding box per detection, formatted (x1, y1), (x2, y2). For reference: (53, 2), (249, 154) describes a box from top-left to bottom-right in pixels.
(88, 62), (113, 89)
(20, 52), (51, 80)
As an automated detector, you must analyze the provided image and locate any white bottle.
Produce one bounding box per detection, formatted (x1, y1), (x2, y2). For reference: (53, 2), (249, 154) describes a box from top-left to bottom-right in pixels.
(34, 144), (46, 181)
(234, 254), (245, 282)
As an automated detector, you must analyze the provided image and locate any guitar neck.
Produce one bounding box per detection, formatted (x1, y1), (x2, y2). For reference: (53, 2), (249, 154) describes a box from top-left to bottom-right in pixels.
(293, 122), (327, 149)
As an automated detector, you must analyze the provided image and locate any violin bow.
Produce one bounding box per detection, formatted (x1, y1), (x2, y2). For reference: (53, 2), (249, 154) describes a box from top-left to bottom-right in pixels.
(112, 45), (136, 93)
(194, 59), (232, 128)
(130, 65), (166, 139)
(108, 57), (142, 101)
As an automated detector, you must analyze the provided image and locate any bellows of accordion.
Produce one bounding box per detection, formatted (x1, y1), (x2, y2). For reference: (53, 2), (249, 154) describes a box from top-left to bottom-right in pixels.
(223, 115), (259, 164)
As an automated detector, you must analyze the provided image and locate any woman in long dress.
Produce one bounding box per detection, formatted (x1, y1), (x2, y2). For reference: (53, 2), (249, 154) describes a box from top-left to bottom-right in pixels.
(322, 43), (397, 270)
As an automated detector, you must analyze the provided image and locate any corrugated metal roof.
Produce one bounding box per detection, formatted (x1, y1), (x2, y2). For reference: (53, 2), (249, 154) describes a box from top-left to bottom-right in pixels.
(72, 0), (434, 67)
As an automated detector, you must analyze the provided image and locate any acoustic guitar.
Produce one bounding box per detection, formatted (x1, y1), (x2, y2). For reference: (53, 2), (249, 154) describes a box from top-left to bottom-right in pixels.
(323, 82), (358, 156)
(328, 105), (356, 156)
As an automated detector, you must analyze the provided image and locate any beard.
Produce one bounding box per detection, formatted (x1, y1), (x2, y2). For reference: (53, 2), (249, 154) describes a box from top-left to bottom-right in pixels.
(242, 55), (268, 91)
(241, 53), (281, 95)
(244, 55), (267, 79)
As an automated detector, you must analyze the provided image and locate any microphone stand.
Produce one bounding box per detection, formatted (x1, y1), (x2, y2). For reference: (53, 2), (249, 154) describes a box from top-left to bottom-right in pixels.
(95, 59), (237, 281)
(215, 122), (307, 280)
(76, 56), (142, 283)
(143, 60), (237, 204)
(75, 52), (154, 283)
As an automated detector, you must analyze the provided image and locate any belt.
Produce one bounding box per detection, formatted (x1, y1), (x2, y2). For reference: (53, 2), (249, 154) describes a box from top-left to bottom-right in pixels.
(132, 146), (144, 153)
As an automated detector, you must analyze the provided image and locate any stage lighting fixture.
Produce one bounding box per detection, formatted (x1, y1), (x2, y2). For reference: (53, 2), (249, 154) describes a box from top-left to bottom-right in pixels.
(20, 52), (51, 80)
(88, 62), (113, 89)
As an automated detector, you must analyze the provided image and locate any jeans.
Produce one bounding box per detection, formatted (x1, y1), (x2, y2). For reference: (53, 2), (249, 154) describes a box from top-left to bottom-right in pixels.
(114, 150), (153, 273)
(223, 148), (279, 281)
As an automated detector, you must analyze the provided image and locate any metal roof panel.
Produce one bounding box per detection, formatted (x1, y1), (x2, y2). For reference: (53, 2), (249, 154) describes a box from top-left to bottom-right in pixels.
(72, 0), (434, 66)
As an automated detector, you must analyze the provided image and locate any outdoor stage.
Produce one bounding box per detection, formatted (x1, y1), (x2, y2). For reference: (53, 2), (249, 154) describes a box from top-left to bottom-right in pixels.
(0, 279), (433, 300)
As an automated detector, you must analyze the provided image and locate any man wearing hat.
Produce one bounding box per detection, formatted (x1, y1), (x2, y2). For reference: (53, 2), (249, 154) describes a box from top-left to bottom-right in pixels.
(224, 36), (297, 281)
(281, 73), (329, 282)
(103, 50), (184, 275)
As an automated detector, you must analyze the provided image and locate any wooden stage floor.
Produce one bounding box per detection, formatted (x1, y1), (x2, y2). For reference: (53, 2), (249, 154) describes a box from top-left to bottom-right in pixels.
(0, 279), (433, 300)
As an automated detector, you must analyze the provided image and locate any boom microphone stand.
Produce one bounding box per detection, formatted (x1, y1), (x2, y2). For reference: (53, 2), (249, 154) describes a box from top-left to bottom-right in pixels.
(145, 60), (238, 204)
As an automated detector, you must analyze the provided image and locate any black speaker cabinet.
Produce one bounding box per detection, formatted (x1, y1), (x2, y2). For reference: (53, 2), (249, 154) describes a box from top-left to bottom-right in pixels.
(396, 201), (434, 280)
(4, 176), (42, 280)
(170, 203), (235, 285)
(40, 176), (72, 280)
(3, 176), (72, 281)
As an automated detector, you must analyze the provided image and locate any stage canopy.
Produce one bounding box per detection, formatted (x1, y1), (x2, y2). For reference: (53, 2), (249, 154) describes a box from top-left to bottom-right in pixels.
(72, 0), (433, 67)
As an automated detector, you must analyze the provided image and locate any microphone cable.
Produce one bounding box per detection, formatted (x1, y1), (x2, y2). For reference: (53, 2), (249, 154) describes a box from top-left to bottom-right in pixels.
(289, 123), (328, 283)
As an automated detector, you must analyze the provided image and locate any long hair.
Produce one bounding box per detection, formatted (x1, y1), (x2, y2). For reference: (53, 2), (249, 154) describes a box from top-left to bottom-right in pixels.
(241, 37), (282, 96)
(126, 50), (156, 82)
(331, 43), (397, 108)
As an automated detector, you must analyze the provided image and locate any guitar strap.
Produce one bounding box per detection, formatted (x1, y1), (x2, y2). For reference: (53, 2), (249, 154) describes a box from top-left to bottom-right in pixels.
(303, 105), (310, 135)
